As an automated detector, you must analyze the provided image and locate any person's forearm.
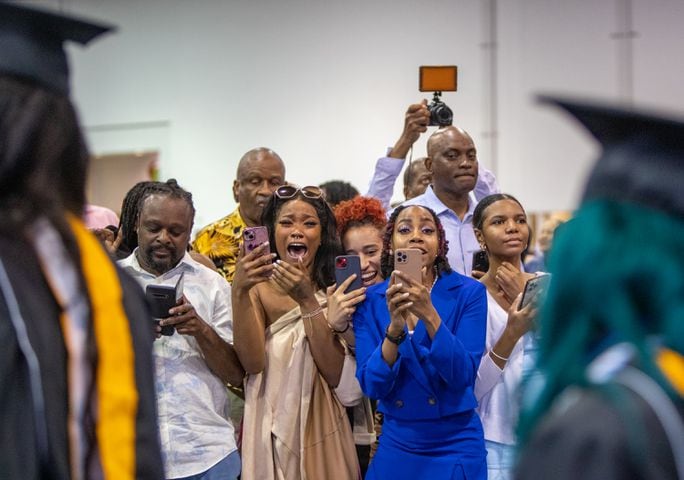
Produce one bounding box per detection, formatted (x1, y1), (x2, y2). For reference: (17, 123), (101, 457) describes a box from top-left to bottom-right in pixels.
(489, 327), (521, 369)
(381, 323), (404, 367)
(300, 299), (345, 387)
(196, 326), (245, 386)
(388, 137), (414, 159)
(421, 308), (442, 339)
(232, 288), (266, 374)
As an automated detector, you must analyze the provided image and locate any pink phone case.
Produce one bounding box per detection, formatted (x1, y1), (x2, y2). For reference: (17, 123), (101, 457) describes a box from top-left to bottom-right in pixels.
(243, 226), (270, 254)
(394, 248), (422, 282)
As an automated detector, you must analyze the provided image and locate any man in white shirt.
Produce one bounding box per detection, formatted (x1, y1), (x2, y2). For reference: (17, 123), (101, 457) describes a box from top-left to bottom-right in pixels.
(118, 180), (244, 480)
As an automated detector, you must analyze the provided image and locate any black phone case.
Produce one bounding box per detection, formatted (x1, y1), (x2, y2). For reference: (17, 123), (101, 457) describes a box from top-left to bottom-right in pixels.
(146, 285), (176, 336)
(472, 250), (489, 272)
(335, 255), (363, 293)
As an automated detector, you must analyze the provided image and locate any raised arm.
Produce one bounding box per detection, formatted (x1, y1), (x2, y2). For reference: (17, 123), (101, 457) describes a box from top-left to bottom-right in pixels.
(475, 294), (536, 400)
(231, 242), (275, 374)
(366, 101), (430, 209)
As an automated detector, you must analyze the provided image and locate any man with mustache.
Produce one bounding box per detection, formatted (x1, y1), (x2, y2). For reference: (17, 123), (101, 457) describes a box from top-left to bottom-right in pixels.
(366, 102), (499, 275)
(400, 126), (500, 276)
(193, 147), (286, 282)
(118, 180), (244, 480)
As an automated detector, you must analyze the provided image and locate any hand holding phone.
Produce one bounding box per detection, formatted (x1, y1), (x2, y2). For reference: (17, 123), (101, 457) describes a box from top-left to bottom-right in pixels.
(243, 226), (273, 277)
(243, 226), (270, 255)
(518, 273), (551, 311)
(145, 272), (184, 336)
(335, 255), (363, 293)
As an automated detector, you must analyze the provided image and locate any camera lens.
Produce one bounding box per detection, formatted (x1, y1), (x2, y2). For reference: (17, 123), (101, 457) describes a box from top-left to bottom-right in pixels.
(428, 100), (453, 127)
(245, 231), (254, 240)
(336, 257), (348, 268)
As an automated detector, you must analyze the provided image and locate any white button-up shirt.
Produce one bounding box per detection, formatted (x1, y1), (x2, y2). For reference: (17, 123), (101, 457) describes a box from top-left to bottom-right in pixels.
(118, 251), (237, 478)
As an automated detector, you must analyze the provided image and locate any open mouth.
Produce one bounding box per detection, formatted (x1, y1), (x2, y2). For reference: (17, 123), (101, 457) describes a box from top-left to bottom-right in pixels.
(287, 243), (308, 260)
(361, 269), (378, 286)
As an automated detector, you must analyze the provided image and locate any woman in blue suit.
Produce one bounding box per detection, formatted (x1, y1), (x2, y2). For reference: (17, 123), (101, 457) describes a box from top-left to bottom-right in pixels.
(354, 205), (488, 479)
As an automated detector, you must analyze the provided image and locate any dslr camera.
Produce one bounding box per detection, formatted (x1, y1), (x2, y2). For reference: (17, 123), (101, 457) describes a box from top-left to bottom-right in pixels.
(427, 92), (453, 127)
(419, 65), (457, 127)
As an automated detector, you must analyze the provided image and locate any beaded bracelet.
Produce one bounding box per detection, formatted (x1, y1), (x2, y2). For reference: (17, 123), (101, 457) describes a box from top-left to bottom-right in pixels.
(301, 307), (323, 320)
(489, 349), (509, 362)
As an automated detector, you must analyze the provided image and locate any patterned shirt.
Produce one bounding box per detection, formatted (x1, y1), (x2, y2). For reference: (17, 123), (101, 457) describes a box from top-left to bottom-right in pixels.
(193, 207), (246, 283)
(118, 251), (237, 478)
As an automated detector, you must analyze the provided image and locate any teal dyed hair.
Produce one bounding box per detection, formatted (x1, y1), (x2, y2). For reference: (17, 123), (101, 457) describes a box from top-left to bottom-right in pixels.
(517, 199), (684, 444)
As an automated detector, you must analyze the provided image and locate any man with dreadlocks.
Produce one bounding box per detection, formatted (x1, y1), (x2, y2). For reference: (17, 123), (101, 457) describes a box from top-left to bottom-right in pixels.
(0, 3), (163, 479)
(118, 180), (245, 480)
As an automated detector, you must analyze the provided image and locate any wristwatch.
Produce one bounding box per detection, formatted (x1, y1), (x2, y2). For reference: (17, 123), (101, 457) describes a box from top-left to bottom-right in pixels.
(385, 326), (407, 345)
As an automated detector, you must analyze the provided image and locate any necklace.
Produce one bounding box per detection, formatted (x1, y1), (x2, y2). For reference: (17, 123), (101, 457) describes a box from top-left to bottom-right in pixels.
(428, 271), (438, 292)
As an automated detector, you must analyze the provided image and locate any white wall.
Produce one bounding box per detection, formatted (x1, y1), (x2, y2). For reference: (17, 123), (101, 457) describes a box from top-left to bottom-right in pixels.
(46, 0), (684, 229)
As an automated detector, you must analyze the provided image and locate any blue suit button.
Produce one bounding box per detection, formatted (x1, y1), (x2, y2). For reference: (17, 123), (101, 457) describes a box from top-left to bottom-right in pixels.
(428, 397), (437, 405)
(394, 400), (404, 408)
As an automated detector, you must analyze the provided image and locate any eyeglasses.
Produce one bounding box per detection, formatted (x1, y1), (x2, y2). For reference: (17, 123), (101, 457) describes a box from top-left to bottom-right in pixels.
(274, 185), (325, 200)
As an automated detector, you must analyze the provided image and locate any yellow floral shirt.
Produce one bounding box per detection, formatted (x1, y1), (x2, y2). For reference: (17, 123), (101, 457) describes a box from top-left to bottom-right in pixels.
(192, 207), (246, 283)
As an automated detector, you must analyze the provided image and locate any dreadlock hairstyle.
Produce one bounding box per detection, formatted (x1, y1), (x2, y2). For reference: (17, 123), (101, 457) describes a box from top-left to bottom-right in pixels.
(333, 196), (386, 239)
(117, 181), (154, 257)
(261, 190), (342, 290)
(117, 179), (195, 258)
(517, 199), (684, 445)
(380, 204), (451, 279)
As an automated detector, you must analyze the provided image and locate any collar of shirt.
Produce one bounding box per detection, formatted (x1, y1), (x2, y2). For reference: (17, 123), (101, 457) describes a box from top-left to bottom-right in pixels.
(416, 185), (478, 224)
(118, 249), (198, 281)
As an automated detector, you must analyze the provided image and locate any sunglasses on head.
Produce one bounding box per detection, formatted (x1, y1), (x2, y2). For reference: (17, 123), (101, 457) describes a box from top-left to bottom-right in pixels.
(274, 185), (325, 200)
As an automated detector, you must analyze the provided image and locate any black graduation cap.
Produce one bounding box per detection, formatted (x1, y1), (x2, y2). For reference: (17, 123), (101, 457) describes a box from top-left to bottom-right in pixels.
(539, 95), (684, 218)
(0, 2), (115, 95)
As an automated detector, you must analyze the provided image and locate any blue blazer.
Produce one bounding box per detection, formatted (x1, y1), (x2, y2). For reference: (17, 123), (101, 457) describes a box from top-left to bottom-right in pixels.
(354, 271), (486, 420)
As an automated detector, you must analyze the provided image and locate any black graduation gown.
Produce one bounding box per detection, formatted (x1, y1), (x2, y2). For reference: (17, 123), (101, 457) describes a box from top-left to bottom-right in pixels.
(0, 235), (164, 479)
(515, 387), (682, 480)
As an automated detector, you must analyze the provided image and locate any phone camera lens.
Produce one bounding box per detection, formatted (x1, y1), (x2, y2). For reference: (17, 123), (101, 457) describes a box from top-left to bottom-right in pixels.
(336, 257), (347, 268)
(245, 231), (254, 240)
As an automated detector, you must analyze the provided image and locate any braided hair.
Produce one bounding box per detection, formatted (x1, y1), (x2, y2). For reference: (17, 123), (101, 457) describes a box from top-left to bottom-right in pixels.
(117, 179), (195, 257)
(380, 204), (451, 279)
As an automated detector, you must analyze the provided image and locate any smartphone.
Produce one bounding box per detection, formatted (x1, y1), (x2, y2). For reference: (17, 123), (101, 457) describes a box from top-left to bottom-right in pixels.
(394, 248), (422, 283)
(518, 273), (551, 311)
(145, 272), (184, 336)
(243, 226), (270, 254)
(471, 250), (490, 273)
(335, 255), (363, 293)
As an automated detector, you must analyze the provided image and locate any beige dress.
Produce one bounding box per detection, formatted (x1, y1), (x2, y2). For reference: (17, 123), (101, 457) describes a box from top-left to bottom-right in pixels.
(241, 293), (360, 480)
